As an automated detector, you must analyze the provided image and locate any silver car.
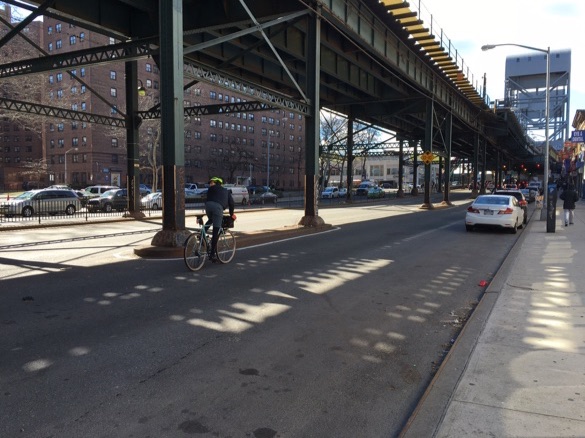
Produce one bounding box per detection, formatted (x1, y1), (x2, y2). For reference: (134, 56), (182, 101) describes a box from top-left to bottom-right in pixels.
(0, 189), (82, 217)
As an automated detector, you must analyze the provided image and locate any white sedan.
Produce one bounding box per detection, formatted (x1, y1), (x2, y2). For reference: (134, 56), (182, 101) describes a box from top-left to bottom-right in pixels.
(321, 187), (339, 198)
(465, 194), (524, 233)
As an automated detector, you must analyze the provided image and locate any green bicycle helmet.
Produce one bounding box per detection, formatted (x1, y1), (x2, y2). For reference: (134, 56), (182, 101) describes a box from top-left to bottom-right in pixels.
(209, 176), (223, 185)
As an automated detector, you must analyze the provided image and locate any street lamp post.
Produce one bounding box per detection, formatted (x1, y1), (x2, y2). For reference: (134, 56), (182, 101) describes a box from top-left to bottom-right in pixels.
(64, 147), (78, 185)
(481, 43), (551, 227)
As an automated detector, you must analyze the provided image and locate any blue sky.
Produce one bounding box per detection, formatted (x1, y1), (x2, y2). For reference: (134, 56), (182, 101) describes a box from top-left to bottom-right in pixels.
(424, 0), (584, 129)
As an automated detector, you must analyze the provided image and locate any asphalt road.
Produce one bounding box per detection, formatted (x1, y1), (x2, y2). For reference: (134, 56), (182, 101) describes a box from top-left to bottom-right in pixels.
(0, 192), (531, 437)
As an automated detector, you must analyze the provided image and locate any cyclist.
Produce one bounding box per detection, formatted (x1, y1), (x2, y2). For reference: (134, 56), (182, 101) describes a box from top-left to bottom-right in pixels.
(205, 177), (235, 261)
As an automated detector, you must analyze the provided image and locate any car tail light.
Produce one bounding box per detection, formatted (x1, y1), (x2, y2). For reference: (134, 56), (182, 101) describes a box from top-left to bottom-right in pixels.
(520, 200), (527, 206)
(467, 206), (480, 213)
(498, 207), (514, 215)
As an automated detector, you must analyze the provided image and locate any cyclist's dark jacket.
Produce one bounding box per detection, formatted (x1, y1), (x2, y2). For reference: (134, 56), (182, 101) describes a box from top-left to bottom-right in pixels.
(205, 185), (235, 215)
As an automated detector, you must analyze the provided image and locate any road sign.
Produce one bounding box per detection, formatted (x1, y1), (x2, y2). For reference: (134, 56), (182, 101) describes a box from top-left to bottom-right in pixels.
(571, 130), (585, 142)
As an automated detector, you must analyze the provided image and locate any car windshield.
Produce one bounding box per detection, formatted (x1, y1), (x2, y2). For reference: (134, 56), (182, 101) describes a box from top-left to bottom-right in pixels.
(102, 190), (117, 197)
(14, 191), (38, 200)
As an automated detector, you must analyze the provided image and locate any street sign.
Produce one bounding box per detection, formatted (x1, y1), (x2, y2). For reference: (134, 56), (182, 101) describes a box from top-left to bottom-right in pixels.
(571, 130), (585, 142)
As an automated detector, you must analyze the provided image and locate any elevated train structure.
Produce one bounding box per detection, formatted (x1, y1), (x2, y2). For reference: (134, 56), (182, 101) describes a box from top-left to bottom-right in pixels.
(0, 0), (544, 247)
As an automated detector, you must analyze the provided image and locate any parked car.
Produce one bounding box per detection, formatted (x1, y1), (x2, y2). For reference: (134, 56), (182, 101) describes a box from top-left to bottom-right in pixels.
(356, 182), (376, 196)
(141, 192), (162, 210)
(251, 191), (278, 204)
(185, 183), (207, 192)
(367, 186), (385, 198)
(139, 184), (151, 196)
(83, 185), (119, 200)
(0, 188), (81, 217)
(520, 188), (535, 203)
(74, 190), (90, 207)
(322, 187), (339, 199)
(465, 194), (524, 233)
(87, 188), (128, 212)
(185, 188), (207, 203)
(493, 189), (528, 224)
(338, 187), (348, 197)
(224, 184), (250, 205)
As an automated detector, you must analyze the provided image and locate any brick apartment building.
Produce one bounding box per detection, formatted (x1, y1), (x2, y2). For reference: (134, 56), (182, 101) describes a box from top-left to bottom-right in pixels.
(0, 4), (305, 192)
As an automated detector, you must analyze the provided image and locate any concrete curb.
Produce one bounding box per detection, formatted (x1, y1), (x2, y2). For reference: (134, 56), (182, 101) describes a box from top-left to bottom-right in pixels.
(134, 224), (334, 258)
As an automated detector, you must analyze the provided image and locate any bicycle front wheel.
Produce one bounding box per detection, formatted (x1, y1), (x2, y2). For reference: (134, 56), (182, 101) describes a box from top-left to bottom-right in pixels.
(184, 233), (207, 271)
(216, 229), (236, 264)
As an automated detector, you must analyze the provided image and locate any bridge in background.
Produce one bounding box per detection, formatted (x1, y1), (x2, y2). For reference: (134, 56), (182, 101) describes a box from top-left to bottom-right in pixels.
(0, 0), (543, 247)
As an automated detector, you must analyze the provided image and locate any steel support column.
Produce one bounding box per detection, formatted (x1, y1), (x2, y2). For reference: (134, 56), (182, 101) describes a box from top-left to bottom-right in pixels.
(442, 110), (453, 205)
(422, 99), (433, 208)
(346, 111), (355, 201)
(411, 139), (419, 196)
(472, 134), (479, 197)
(437, 156), (443, 193)
(480, 139), (487, 194)
(125, 60), (144, 218)
(397, 139), (405, 197)
(300, 7), (324, 227)
(151, 0), (190, 248)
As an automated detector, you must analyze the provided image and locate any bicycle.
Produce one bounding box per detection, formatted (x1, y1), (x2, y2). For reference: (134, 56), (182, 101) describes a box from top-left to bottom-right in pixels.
(184, 214), (236, 271)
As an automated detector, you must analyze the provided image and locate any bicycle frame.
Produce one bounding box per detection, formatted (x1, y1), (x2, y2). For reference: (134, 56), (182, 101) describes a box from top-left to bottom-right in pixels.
(184, 214), (236, 271)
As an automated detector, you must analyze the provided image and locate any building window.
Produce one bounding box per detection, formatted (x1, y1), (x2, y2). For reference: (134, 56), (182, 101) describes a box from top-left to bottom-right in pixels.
(48, 74), (54, 84)
(210, 120), (217, 128)
(56, 39), (62, 49)
(210, 133), (217, 142)
(72, 137), (79, 146)
(110, 87), (117, 97)
(79, 32), (85, 41)
(80, 68), (85, 77)
(110, 71), (116, 80)
(55, 23), (62, 32)
(210, 91), (216, 99)
(111, 138), (118, 148)
(146, 63), (152, 72)
(111, 154), (118, 163)
(48, 25), (53, 34)
(69, 35), (76, 45)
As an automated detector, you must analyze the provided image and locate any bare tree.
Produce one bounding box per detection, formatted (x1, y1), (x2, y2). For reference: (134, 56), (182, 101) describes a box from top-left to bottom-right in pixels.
(19, 158), (49, 188)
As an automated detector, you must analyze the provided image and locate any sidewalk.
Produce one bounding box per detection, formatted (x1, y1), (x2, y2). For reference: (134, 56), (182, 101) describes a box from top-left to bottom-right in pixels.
(401, 203), (585, 437)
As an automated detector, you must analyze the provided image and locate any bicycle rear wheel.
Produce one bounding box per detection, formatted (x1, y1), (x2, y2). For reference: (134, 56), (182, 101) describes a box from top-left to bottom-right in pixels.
(184, 233), (207, 271)
(216, 229), (236, 264)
